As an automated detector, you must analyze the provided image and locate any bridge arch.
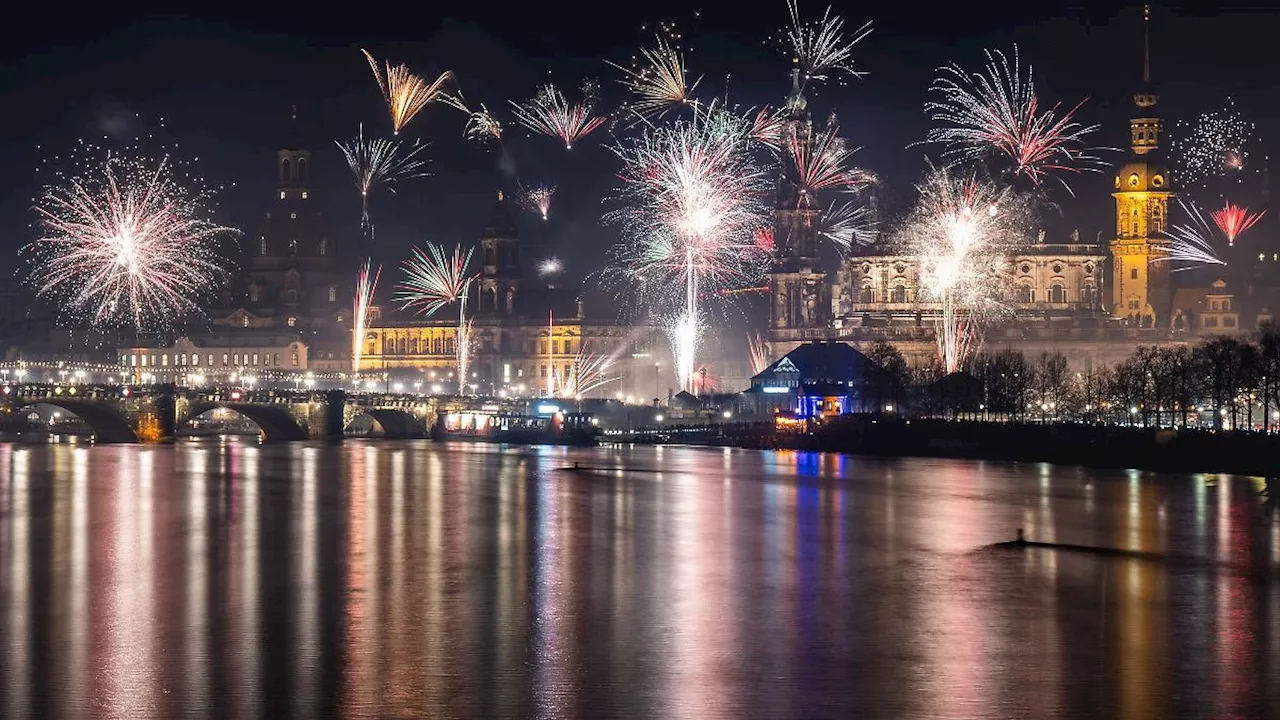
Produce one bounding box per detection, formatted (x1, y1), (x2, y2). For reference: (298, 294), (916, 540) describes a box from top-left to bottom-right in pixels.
(184, 402), (309, 442)
(346, 408), (430, 439)
(22, 400), (140, 443)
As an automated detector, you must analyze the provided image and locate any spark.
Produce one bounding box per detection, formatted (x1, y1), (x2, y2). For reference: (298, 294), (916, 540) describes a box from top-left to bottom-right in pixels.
(789, 122), (874, 205)
(608, 37), (702, 120)
(509, 82), (607, 150)
(554, 351), (619, 398)
(335, 124), (429, 230)
(748, 332), (771, 375)
(607, 108), (772, 390)
(820, 198), (877, 251)
(538, 257), (563, 277)
(443, 94), (505, 144)
(1170, 98), (1256, 187)
(894, 166), (1032, 373)
(397, 243), (478, 393)
(522, 185), (555, 220)
(1164, 199), (1227, 270)
(28, 152), (234, 330)
(362, 49), (452, 135)
(690, 363), (721, 396)
(351, 260), (381, 375)
(1210, 201), (1265, 247)
(785, 0), (872, 87)
(924, 47), (1105, 192)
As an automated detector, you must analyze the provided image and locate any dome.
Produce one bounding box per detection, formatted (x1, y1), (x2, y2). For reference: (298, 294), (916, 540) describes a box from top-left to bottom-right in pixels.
(1114, 157), (1172, 193)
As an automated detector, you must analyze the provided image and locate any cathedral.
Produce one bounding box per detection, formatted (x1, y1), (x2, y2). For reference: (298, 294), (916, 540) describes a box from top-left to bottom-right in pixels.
(765, 12), (1279, 373)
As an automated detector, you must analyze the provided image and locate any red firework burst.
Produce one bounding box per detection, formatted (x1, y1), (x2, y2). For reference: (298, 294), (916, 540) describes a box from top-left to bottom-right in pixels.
(1210, 201), (1265, 247)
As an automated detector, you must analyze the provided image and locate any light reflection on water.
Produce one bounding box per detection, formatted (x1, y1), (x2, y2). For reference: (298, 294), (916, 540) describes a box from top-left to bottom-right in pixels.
(0, 440), (1278, 719)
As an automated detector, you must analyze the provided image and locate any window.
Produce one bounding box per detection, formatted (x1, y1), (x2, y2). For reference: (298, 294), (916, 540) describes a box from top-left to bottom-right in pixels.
(1152, 175), (1163, 188)
(274, 353), (280, 366)
(260, 238), (268, 255)
(287, 290), (298, 303)
(1015, 285), (1033, 303)
(1129, 300), (1140, 310)
(208, 355), (214, 366)
(1081, 285), (1097, 305)
(279, 191), (286, 200)
(890, 285), (907, 303)
(162, 355), (169, 367)
(1049, 285), (1066, 304)
(328, 286), (336, 302)
(1052, 263), (1063, 275)
(290, 212), (297, 220)
(1211, 300), (1220, 311)
(222, 354), (229, 366)
(1224, 317), (1236, 328)
(1205, 317), (1219, 328)
(242, 315), (249, 328)
(319, 239), (327, 256)
(1020, 263), (1031, 275)
(302, 191), (309, 200)
(1130, 269), (1139, 280)
(540, 365), (548, 378)
(253, 354), (259, 366)
(287, 316), (297, 327)
(292, 352), (299, 367)
(131, 354), (137, 366)
(180, 354), (187, 366)
(282, 158), (291, 180)
(858, 283), (873, 303)
(1129, 174), (1140, 188)
(233, 354), (240, 365)
(250, 286), (260, 302)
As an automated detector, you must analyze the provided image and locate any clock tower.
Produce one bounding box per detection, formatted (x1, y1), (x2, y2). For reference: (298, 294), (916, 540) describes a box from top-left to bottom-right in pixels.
(1110, 5), (1174, 327)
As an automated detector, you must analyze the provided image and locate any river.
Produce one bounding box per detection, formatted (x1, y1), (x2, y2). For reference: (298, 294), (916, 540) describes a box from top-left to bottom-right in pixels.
(0, 440), (1277, 719)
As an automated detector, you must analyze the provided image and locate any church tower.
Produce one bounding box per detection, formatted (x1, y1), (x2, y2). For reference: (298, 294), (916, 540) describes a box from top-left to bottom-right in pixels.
(477, 190), (521, 316)
(769, 66), (827, 333)
(1110, 5), (1174, 326)
(247, 107), (339, 328)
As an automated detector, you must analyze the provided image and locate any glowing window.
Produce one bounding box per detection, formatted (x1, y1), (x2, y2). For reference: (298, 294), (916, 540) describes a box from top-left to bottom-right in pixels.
(1129, 174), (1140, 188)
(1152, 175), (1163, 187)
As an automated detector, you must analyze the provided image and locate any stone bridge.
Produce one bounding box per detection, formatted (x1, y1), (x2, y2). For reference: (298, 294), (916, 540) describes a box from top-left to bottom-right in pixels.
(1, 384), (442, 443)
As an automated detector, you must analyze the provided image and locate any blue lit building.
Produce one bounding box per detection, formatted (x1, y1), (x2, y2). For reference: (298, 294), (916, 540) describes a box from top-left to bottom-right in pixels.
(746, 341), (884, 419)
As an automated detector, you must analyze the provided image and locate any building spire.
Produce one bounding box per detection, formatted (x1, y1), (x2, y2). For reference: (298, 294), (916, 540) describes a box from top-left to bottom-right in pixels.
(1142, 4), (1151, 84)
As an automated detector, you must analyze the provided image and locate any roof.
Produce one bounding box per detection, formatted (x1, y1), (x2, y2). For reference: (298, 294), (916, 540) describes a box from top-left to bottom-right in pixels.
(751, 341), (883, 384)
(480, 190), (518, 241)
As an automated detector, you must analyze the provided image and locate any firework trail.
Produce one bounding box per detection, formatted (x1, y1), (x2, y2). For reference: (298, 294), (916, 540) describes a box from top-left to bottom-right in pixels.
(1170, 98), (1256, 187)
(820, 198), (877, 251)
(554, 351), (619, 398)
(362, 49), (452, 135)
(510, 82), (608, 149)
(335, 124), (429, 232)
(351, 260), (381, 375)
(397, 243), (478, 393)
(1163, 199), (1226, 270)
(538, 257), (564, 277)
(747, 332), (771, 375)
(789, 122), (874, 206)
(28, 153), (234, 330)
(924, 47), (1105, 193)
(608, 108), (772, 392)
(521, 185), (555, 220)
(608, 37), (702, 121)
(784, 0), (872, 87)
(1210, 201), (1265, 246)
(894, 166), (1031, 373)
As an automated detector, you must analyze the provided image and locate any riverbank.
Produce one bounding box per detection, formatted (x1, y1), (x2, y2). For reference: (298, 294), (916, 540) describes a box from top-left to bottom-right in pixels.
(743, 417), (1280, 477)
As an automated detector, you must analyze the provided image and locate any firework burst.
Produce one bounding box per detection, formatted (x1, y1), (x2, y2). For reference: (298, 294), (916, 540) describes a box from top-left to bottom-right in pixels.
(554, 351), (619, 398)
(748, 332), (771, 375)
(894, 167), (1032, 373)
(28, 152), (235, 330)
(510, 82), (608, 150)
(1210, 201), (1265, 246)
(335, 124), (429, 231)
(351, 260), (381, 375)
(1170, 98), (1256, 187)
(784, 0), (872, 87)
(397, 243), (478, 393)
(1164, 199), (1226, 270)
(538, 257), (564, 277)
(820, 198), (877, 251)
(789, 123), (874, 205)
(924, 47), (1105, 192)
(609, 108), (772, 391)
(522, 185), (555, 220)
(362, 49), (452, 135)
(609, 37), (702, 121)
(750, 106), (788, 150)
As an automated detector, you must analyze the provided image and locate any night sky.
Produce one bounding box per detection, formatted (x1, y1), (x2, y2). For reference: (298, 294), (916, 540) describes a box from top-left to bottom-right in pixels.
(2, 2), (1278, 301)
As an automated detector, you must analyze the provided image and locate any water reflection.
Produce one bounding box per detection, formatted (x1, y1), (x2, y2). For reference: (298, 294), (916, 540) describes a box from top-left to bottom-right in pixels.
(0, 441), (1277, 719)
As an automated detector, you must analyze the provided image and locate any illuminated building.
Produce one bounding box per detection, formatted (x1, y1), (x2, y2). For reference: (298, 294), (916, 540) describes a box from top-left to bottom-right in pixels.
(1110, 5), (1173, 326)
